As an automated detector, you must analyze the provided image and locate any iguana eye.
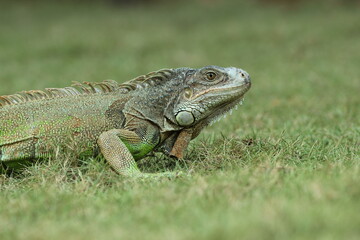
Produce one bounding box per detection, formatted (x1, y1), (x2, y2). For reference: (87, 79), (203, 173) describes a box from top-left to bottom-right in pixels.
(184, 88), (192, 99)
(206, 71), (217, 81)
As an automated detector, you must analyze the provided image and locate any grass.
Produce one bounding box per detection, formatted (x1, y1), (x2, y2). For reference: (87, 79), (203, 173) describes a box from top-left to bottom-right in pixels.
(0, 0), (359, 239)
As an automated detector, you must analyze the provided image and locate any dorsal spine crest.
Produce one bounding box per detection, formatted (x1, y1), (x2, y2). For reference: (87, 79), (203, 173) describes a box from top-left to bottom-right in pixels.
(0, 69), (175, 107)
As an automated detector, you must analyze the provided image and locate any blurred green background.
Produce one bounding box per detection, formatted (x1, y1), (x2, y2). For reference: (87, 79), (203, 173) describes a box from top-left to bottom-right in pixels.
(0, 0), (359, 240)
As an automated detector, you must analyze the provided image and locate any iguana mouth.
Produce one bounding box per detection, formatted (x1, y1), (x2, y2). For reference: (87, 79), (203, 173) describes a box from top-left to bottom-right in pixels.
(192, 82), (251, 99)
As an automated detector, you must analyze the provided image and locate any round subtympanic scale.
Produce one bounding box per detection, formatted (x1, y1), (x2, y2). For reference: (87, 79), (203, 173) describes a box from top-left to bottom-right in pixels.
(176, 111), (195, 126)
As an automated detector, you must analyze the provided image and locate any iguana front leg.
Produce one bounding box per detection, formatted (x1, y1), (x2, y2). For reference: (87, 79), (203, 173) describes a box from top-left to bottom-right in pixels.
(169, 121), (208, 159)
(97, 128), (180, 178)
(169, 128), (193, 159)
(97, 129), (142, 177)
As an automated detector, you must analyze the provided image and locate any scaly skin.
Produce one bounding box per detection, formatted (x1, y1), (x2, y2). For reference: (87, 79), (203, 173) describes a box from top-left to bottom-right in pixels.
(0, 66), (251, 178)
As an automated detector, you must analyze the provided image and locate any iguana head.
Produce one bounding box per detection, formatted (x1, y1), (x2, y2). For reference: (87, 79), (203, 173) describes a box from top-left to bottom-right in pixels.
(172, 66), (251, 127)
(122, 65), (251, 133)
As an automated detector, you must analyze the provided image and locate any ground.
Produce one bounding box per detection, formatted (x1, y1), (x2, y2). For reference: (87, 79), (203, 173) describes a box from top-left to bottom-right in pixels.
(0, 1), (359, 239)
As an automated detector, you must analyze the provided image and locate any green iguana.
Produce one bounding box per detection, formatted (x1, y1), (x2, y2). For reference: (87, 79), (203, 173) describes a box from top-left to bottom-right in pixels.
(0, 66), (251, 178)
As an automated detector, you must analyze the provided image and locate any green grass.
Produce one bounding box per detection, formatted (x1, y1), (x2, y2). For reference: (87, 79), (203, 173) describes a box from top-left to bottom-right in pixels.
(0, 1), (359, 239)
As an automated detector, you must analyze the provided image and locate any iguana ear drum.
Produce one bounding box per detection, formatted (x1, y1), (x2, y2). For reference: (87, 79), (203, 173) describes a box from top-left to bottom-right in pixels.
(175, 111), (195, 126)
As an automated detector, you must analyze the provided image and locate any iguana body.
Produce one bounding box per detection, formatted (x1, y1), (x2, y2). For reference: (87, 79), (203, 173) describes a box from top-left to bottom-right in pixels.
(0, 66), (251, 177)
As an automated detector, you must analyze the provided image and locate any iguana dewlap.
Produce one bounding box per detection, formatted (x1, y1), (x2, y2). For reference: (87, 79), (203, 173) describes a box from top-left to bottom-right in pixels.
(0, 66), (251, 178)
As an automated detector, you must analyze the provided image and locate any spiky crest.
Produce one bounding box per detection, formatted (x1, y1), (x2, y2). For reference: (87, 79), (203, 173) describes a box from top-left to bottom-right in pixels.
(0, 69), (175, 107)
(119, 69), (174, 91)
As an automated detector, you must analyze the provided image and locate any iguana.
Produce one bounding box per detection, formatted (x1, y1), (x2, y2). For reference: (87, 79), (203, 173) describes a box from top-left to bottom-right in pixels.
(0, 66), (251, 178)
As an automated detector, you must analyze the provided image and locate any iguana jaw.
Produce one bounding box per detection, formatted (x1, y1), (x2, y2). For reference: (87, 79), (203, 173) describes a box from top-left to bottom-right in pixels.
(192, 82), (251, 100)
(205, 94), (247, 126)
(199, 82), (251, 125)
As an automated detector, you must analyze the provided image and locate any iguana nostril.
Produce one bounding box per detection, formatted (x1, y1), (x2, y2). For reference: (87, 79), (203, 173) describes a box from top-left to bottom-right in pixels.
(239, 71), (251, 84)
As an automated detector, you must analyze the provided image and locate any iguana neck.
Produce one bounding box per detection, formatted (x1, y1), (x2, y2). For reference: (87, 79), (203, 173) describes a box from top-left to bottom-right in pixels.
(122, 71), (187, 133)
